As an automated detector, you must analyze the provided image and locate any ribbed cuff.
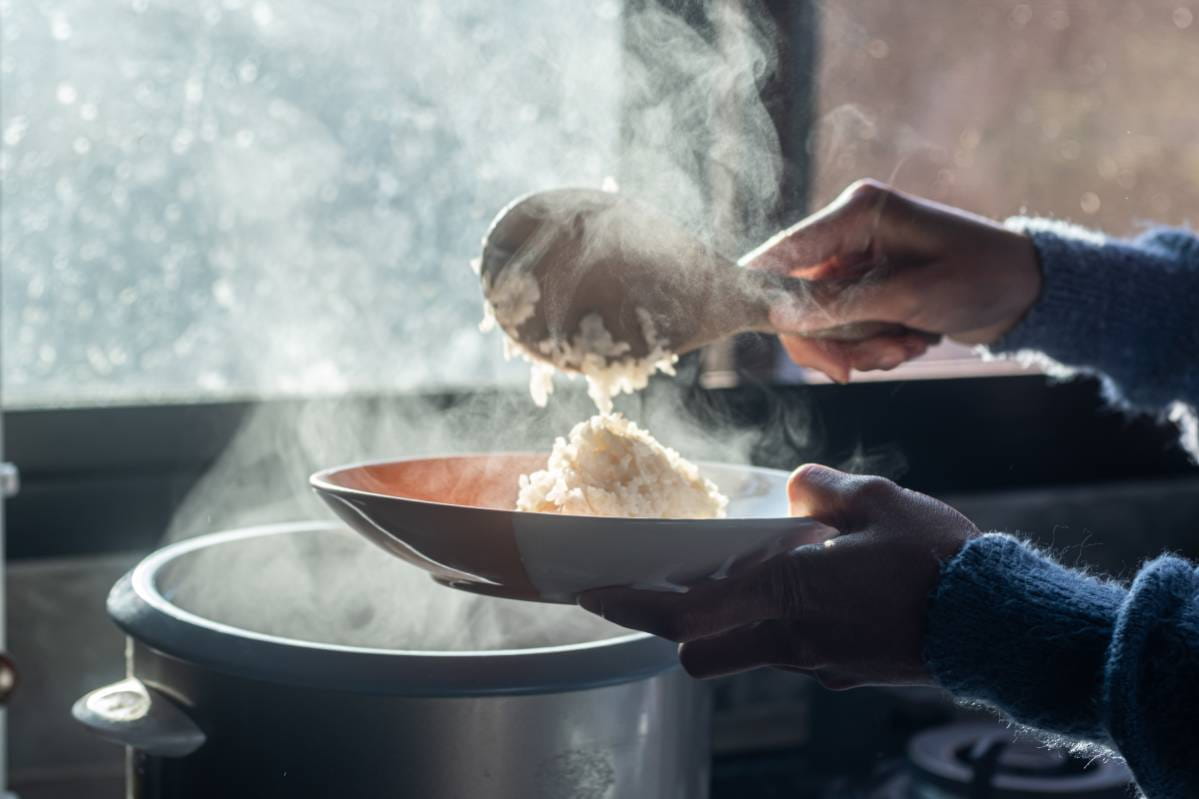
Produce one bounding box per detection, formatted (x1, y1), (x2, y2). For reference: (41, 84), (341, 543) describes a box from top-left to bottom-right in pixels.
(989, 219), (1199, 412)
(1103, 555), (1199, 798)
(991, 217), (1113, 357)
(925, 533), (1125, 741)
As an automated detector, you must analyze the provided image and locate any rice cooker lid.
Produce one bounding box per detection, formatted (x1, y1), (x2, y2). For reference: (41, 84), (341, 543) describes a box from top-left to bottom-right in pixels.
(108, 522), (678, 697)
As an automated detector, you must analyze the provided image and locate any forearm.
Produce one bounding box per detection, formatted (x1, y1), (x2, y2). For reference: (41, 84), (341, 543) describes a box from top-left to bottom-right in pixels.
(924, 534), (1123, 740)
(925, 534), (1199, 797)
(989, 220), (1199, 411)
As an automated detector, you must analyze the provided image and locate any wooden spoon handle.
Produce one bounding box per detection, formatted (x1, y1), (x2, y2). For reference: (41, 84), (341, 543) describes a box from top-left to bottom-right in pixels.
(802, 320), (921, 341)
(735, 269), (934, 342)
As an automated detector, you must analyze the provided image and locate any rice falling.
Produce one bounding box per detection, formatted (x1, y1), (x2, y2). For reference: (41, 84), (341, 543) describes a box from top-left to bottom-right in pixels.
(478, 264), (677, 414)
(477, 252), (722, 521)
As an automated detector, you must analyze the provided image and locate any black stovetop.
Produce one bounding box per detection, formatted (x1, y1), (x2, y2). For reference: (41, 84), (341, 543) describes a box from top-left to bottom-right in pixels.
(16, 722), (1132, 799)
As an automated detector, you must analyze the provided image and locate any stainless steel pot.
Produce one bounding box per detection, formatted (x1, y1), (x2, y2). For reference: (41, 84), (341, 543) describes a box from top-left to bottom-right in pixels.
(75, 522), (709, 798)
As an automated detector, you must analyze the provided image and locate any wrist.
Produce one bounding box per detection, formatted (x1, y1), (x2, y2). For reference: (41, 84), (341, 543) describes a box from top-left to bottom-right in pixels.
(953, 227), (1042, 346)
(992, 227), (1042, 342)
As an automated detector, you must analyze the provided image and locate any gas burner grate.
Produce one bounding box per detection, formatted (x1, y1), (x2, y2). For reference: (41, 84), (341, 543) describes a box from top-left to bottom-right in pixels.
(712, 721), (1132, 799)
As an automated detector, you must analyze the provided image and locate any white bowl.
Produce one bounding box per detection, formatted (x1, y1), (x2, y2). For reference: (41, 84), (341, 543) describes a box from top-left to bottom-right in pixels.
(312, 454), (834, 603)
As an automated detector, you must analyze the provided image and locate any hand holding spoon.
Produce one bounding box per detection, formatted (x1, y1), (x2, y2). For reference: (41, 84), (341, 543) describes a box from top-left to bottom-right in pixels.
(478, 188), (931, 376)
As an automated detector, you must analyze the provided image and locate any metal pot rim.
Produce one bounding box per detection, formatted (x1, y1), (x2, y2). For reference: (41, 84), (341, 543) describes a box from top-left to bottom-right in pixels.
(110, 521), (679, 696)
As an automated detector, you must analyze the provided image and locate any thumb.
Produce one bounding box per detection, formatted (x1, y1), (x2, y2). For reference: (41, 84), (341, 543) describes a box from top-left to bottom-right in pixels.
(788, 464), (907, 532)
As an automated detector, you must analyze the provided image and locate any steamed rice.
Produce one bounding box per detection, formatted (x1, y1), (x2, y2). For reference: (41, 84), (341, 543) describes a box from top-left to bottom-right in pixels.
(516, 413), (728, 519)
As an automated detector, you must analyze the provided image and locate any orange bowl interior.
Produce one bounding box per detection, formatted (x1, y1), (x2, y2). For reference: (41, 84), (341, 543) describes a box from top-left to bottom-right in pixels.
(323, 453), (549, 511)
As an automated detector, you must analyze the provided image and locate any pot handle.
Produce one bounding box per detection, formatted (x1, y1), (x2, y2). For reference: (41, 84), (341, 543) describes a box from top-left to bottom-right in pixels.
(72, 678), (206, 757)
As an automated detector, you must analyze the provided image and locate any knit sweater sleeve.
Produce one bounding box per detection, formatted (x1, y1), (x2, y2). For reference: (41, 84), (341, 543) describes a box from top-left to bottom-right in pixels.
(925, 534), (1199, 797)
(989, 219), (1199, 412)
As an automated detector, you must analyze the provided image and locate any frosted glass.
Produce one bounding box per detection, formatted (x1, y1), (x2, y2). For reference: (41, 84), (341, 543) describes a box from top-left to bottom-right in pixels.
(1, 0), (622, 407)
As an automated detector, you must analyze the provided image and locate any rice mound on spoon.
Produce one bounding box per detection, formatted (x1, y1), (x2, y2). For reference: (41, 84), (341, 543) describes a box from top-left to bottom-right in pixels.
(517, 413), (728, 519)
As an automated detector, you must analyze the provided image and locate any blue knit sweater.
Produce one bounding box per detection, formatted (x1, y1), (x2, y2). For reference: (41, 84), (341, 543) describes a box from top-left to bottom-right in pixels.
(924, 220), (1199, 798)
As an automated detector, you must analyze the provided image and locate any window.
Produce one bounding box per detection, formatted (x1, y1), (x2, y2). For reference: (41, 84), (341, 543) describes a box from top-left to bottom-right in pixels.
(6, 2), (1199, 406)
(788, 0), (1199, 381)
(1, 0), (622, 407)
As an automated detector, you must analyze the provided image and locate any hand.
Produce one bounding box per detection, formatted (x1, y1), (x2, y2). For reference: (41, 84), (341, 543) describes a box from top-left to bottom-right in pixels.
(743, 179), (1041, 383)
(579, 465), (978, 689)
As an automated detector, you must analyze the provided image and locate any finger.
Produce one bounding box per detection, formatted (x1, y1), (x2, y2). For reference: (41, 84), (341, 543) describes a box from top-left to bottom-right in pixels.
(579, 577), (773, 642)
(578, 584), (764, 643)
(841, 331), (939, 372)
(779, 329), (938, 381)
(849, 341), (910, 372)
(684, 540), (900, 685)
(780, 335), (854, 383)
(679, 620), (808, 678)
(742, 180), (891, 278)
(578, 556), (799, 643)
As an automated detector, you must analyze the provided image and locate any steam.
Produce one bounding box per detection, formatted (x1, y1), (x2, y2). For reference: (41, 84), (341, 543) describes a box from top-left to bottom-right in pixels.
(167, 524), (626, 651)
(168, 1), (822, 651)
(620, 0), (783, 251)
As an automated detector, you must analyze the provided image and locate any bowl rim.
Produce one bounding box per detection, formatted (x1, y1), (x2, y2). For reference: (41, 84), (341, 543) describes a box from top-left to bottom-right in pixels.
(310, 452), (792, 523)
